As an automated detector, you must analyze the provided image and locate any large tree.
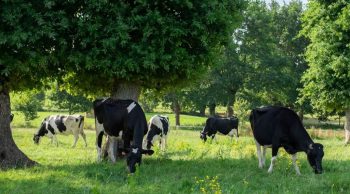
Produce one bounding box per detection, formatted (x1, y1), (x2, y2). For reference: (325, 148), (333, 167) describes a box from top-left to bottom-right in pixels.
(0, 1), (77, 168)
(59, 1), (246, 159)
(300, 0), (350, 143)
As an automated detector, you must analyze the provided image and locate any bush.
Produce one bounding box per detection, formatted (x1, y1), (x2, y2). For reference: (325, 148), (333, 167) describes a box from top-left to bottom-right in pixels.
(11, 90), (43, 121)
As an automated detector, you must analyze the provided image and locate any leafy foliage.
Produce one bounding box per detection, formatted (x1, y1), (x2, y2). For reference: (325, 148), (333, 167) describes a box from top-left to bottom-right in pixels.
(11, 90), (43, 121)
(300, 0), (350, 112)
(48, 89), (92, 114)
(60, 0), (246, 94)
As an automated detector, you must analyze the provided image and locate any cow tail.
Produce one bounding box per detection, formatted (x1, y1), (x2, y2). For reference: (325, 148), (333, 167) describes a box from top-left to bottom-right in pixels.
(79, 116), (84, 128)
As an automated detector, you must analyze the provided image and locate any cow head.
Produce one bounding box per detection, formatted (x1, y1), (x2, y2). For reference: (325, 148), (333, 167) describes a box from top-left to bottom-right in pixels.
(33, 120), (48, 144)
(307, 143), (324, 174)
(33, 134), (40, 144)
(200, 131), (207, 142)
(123, 146), (154, 173)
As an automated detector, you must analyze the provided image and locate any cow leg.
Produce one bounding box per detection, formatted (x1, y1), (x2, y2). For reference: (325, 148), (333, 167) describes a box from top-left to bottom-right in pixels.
(53, 135), (59, 147)
(262, 146), (267, 167)
(163, 135), (168, 151)
(72, 133), (79, 148)
(96, 131), (104, 162)
(212, 134), (216, 143)
(80, 131), (87, 147)
(292, 154), (301, 175)
(161, 136), (167, 151)
(108, 136), (117, 163)
(255, 139), (263, 168)
(268, 144), (279, 173)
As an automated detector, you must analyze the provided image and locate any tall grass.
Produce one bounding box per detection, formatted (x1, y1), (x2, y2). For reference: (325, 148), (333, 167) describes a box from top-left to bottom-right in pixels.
(1, 127), (350, 194)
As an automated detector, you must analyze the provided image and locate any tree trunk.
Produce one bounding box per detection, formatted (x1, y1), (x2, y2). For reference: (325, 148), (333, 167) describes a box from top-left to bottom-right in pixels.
(199, 105), (206, 116)
(298, 109), (304, 121)
(0, 86), (36, 169)
(102, 81), (142, 160)
(174, 100), (181, 126)
(209, 103), (216, 117)
(226, 97), (235, 117)
(111, 81), (141, 101)
(345, 109), (350, 144)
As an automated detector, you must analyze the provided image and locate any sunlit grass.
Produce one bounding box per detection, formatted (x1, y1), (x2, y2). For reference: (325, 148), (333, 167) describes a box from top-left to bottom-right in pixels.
(1, 128), (350, 193)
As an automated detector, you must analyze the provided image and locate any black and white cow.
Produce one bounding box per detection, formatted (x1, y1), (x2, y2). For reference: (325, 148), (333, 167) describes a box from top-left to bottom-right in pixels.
(93, 98), (154, 173)
(33, 114), (87, 148)
(250, 106), (324, 175)
(200, 117), (239, 142)
(144, 115), (170, 151)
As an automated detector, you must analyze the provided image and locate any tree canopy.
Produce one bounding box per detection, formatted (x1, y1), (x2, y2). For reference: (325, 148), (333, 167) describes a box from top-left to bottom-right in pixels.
(61, 0), (246, 95)
(300, 0), (350, 112)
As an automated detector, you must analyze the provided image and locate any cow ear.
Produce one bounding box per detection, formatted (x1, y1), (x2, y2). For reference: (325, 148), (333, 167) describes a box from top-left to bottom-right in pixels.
(141, 149), (154, 155)
(309, 144), (313, 150)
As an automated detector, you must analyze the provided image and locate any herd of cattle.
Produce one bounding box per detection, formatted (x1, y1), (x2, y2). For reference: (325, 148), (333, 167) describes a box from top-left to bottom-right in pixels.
(13, 98), (324, 174)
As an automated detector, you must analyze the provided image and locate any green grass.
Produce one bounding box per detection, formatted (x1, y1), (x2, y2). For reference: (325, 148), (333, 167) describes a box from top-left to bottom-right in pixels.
(1, 127), (350, 194)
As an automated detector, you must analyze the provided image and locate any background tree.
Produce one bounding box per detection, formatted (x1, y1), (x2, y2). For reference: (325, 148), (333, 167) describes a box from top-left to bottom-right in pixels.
(11, 90), (44, 122)
(300, 0), (350, 143)
(48, 89), (91, 115)
(230, 0), (307, 111)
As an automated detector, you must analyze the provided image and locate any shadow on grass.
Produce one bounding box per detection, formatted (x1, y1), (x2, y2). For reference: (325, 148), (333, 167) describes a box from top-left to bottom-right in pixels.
(1, 155), (350, 194)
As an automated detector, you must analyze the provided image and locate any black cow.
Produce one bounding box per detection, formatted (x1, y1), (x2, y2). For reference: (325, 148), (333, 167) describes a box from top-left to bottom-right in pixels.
(33, 114), (87, 148)
(200, 117), (239, 142)
(93, 98), (154, 173)
(144, 115), (170, 151)
(250, 106), (324, 174)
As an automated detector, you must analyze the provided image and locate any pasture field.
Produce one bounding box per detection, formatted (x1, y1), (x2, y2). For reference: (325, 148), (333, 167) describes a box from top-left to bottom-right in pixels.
(1, 126), (350, 194)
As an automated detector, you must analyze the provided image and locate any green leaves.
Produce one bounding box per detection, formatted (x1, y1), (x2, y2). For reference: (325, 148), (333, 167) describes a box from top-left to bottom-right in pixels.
(300, 0), (350, 112)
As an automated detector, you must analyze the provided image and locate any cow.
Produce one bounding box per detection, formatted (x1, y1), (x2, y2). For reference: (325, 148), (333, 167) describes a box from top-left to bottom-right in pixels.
(33, 114), (87, 148)
(249, 106), (324, 175)
(144, 115), (170, 151)
(200, 117), (239, 142)
(93, 98), (154, 173)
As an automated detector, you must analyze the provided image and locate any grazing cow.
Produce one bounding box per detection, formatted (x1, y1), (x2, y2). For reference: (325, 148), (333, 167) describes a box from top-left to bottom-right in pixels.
(249, 106), (324, 175)
(33, 114), (87, 148)
(93, 98), (154, 173)
(144, 115), (170, 151)
(200, 117), (239, 142)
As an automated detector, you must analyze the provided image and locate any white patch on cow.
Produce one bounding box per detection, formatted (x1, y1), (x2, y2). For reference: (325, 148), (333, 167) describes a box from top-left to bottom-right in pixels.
(255, 139), (263, 168)
(97, 146), (102, 162)
(108, 136), (117, 163)
(127, 102), (137, 113)
(268, 156), (277, 173)
(132, 148), (138, 154)
(119, 131), (123, 138)
(149, 115), (163, 130)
